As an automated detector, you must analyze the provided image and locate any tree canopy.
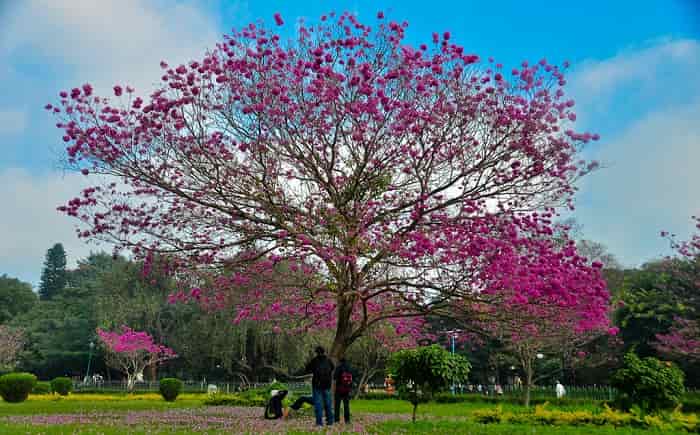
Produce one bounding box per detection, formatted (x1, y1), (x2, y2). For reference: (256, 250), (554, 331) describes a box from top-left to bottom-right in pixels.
(38, 243), (67, 301)
(49, 11), (608, 359)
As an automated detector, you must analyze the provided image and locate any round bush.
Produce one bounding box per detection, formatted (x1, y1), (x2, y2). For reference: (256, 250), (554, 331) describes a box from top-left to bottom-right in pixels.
(32, 381), (51, 394)
(612, 352), (685, 412)
(0, 372), (37, 403)
(159, 378), (183, 402)
(50, 377), (73, 396)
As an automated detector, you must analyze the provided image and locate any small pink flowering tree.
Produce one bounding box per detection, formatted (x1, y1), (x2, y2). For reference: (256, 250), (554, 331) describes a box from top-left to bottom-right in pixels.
(458, 240), (614, 406)
(97, 326), (176, 391)
(657, 216), (700, 362)
(0, 325), (24, 371)
(51, 11), (604, 360)
(654, 317), (700, 362)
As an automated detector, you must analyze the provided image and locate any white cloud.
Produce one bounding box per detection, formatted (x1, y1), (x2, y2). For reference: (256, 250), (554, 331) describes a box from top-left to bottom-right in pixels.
(0, 109), (27, 135)
(0, 168), (106, 286)
(578, 100), (700, 259)
(565, 38), (700, 267)
(568, 39), (700, 127)
(0, 0), (222, 94)
(572, 39), (700, 97)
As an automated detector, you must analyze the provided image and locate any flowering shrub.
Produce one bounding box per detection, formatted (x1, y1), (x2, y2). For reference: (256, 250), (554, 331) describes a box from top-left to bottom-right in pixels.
(472, 403), (698, 431)
(612, 352), (685, 412)
(0, 372), (37, 403)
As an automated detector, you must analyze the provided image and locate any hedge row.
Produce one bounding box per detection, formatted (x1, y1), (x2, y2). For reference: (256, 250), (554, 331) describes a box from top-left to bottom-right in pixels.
(472, 404), (699, 432)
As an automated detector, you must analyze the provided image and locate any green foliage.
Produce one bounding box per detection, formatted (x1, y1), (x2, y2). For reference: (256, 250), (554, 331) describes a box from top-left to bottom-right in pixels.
(14, 286), (99, 379)
(32, 381), (51, 394)
(38, 243), (67, 301)
(389, 345), (470, 421)
(158, 378), (183, 402)
(0, 275), (36, 324)
(612, 352), (685, 412)
(0, 372), (37, 402)
(50, 377), (72, 396)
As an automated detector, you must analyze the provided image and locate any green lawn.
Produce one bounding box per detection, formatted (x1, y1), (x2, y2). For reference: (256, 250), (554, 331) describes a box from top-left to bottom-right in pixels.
(0, 396), (695, 434)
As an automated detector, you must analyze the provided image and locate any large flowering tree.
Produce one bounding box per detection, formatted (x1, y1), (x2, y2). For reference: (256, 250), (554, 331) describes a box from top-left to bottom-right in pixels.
(51, 12), (605, 359)
(97, 326), (176, 391)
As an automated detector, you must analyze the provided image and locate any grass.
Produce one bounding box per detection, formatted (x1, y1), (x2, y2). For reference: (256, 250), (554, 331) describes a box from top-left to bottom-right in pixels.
(375, 420), (678, 434)
(0, 394), (204, 416)
(0, 394), (695, 434)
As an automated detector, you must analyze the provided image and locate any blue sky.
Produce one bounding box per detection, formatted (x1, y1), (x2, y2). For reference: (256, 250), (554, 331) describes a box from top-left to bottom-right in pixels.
(1, 0), (699, 285)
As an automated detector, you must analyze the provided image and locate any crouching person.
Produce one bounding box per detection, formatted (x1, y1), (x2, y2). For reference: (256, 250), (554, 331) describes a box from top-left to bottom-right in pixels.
(264, 390), (289, 420)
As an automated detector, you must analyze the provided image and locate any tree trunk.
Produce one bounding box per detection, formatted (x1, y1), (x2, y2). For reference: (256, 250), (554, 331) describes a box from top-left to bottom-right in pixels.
(524, 360), (534, 408)
(412, 403), (418, 423)
(127, 374), (136, 393)
(148, 364), (157, 381)
(329, 297), (354, 362)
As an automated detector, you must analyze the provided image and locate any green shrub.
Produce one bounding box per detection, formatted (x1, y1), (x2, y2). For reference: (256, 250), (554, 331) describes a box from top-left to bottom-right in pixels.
(0, 372), (37, 403)
(159, 378), (183, 402)
(32, 381), (51, 394)
(389, 345), (471, 422)
(472, 406), (504, 423)
(612, 352), (685, 412)
(50, 377), (72, 396)
(682, 392), (700, 413)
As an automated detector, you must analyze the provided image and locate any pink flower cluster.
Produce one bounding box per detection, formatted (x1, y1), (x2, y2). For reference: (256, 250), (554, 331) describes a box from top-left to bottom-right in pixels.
(97, 326), (176, 358)
(654, 317), (700, 362)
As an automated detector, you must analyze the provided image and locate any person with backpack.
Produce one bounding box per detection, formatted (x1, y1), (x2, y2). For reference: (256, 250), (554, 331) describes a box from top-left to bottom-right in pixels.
(334, 358), (353, 424)
(304, 346), (335, 426)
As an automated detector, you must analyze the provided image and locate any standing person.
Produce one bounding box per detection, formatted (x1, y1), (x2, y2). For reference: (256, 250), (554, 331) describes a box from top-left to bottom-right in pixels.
(555, 380), (566, 399)
(334, 358), (353, 424)
(305, 346), (334, 426)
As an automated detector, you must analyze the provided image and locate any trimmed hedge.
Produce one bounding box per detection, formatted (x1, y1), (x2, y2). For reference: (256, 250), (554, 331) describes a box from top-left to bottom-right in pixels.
(32, 381), (51, 395)
(50, 377), (73, 396)
(204, 393), (266, 407)
(358, 392), (397, 400)
(159, 378), (183, 402)
(472, 403), (699, 432)
(0, 372), (37, 403)
(433, 392), (599, 407)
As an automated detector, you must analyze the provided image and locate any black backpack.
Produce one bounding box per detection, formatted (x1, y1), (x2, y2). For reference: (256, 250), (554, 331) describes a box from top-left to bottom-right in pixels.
(314, 357), (333, 390)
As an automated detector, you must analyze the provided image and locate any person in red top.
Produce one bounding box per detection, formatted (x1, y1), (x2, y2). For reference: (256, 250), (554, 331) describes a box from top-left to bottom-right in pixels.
(333, 358), (353, 424)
